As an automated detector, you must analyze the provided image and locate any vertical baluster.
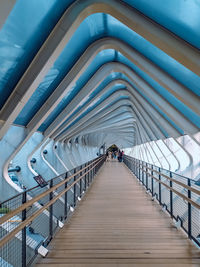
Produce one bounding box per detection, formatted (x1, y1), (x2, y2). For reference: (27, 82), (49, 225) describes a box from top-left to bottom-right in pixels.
(151, 165), (154, 196)
(170, 172), (173, 218)
(22, 191), (27, 267)
(64, 172), (68, 219)
(87, 162), (90, 187)
(74, 168), (76, 207)
(142, 161), (144, 185)
(80, 165), (82, 197)
(146, 163), (148, 190)
(84, 163), (87, 191)
(49, 179), (53, 240)
(187, 179), (192, 239)
(92, 161), (95, 180)
(159, 168), (161, 205)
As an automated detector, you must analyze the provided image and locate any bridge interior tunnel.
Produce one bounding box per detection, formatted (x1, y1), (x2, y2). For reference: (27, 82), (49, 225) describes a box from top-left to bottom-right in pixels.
(0, 0), (200, 202)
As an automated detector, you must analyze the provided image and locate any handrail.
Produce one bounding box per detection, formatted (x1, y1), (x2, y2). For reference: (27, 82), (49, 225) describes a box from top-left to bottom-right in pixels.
(123, 154), (200, 247)
(1, 158), (100, 205)
(0, 156), (102, 225)
(126, 157), (200, 196)
(124, 156), (200, 208)
(0, 155), (105, 249)
(146, 173), (200, 209)
(125, 155), (196, 182)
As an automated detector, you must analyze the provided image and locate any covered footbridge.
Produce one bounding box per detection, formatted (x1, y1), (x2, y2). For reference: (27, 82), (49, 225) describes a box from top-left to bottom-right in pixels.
(0, 0), (200, 266)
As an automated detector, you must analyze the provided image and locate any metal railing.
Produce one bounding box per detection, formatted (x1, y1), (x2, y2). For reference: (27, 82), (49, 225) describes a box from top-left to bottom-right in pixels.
(0, 155), (106, 267)
(123, 155), (200, 247)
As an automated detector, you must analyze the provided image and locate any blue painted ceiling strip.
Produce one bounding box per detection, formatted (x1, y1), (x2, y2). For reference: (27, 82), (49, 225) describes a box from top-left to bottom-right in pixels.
(14, 14), (108, 125)
(39, 69), (182, 137)
(57, 96), (130, 139)
(50, 84), (127, 133)
(0, 2), (198, 140)
(38, 73), (125, 132)
(118, 53), (200, 127)
(55, 87), (128, 134)
(0, 0), (73, 109)
(123, 0), (200, 49)
(13, 13), (200, 126)
(120, 74), (184, 135)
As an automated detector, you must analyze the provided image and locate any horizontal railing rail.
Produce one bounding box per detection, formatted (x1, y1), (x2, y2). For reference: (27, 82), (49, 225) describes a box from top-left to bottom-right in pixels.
(123, 155), (200, 247)
(0, 155), (106, 267)
(124, 155), (197, 182)
(0, 157), (102, 226)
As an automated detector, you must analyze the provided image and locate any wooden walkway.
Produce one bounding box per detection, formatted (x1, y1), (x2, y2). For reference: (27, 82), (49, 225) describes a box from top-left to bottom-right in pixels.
(36, 160), (200, 266)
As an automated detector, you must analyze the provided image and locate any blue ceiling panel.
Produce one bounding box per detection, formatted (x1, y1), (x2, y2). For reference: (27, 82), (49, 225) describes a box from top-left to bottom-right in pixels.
(107, 15), (200, 96)
(119, 73), (184, 136)
(123, 0), (200, 48)
(57, 95), (130, 138)
(37, 49), (116, 132)
(0, 0), (73, 109)
(117, 53), (200, 128)
(14, 13), (107, 126)
(38, 73), (125, 132)
(0, 0), (197, 146)
(14, 13), (200, 127)
(54, 85), (127, 135)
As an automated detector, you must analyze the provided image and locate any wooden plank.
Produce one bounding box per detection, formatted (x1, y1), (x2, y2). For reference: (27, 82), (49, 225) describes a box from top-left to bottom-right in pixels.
(36, 264), (200, 267)
(36, 161), (200, 266)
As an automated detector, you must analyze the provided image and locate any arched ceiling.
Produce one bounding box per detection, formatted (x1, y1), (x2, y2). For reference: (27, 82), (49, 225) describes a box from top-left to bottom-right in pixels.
(0, 0), (200, 149)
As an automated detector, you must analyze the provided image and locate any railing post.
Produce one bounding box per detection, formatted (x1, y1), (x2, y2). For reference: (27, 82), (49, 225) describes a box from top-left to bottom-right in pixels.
(187, 179), (192, 239)
(84, 163), (87, 191)
(170, 172), (173, 218)
(159, 168), (161, 205)
(94, 161), (96, 176)
(151, 165), (154, 196)
(90, 162), (93, 181)
(139, 160), (141, 181)
(90, 162), (92, 183)
(88, 163), (90, 187)
(134, 158), (136, 174)
(146, 163), (148, 189)
(74, 168), (76, 207)
(92, 161), (94, 180)
(138, 160), (140, 180)
(49, 179), (53, 240)
(64, 172), (68, 219)
(136, 159), (138, 178)
(142, 161), (144, 185)
(93, 161), (95, 178)
(87, 162), (90, 186)
(135, 159), (138, 178)
(22, 191), (27, 267)
(80, 165), (82, 197)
